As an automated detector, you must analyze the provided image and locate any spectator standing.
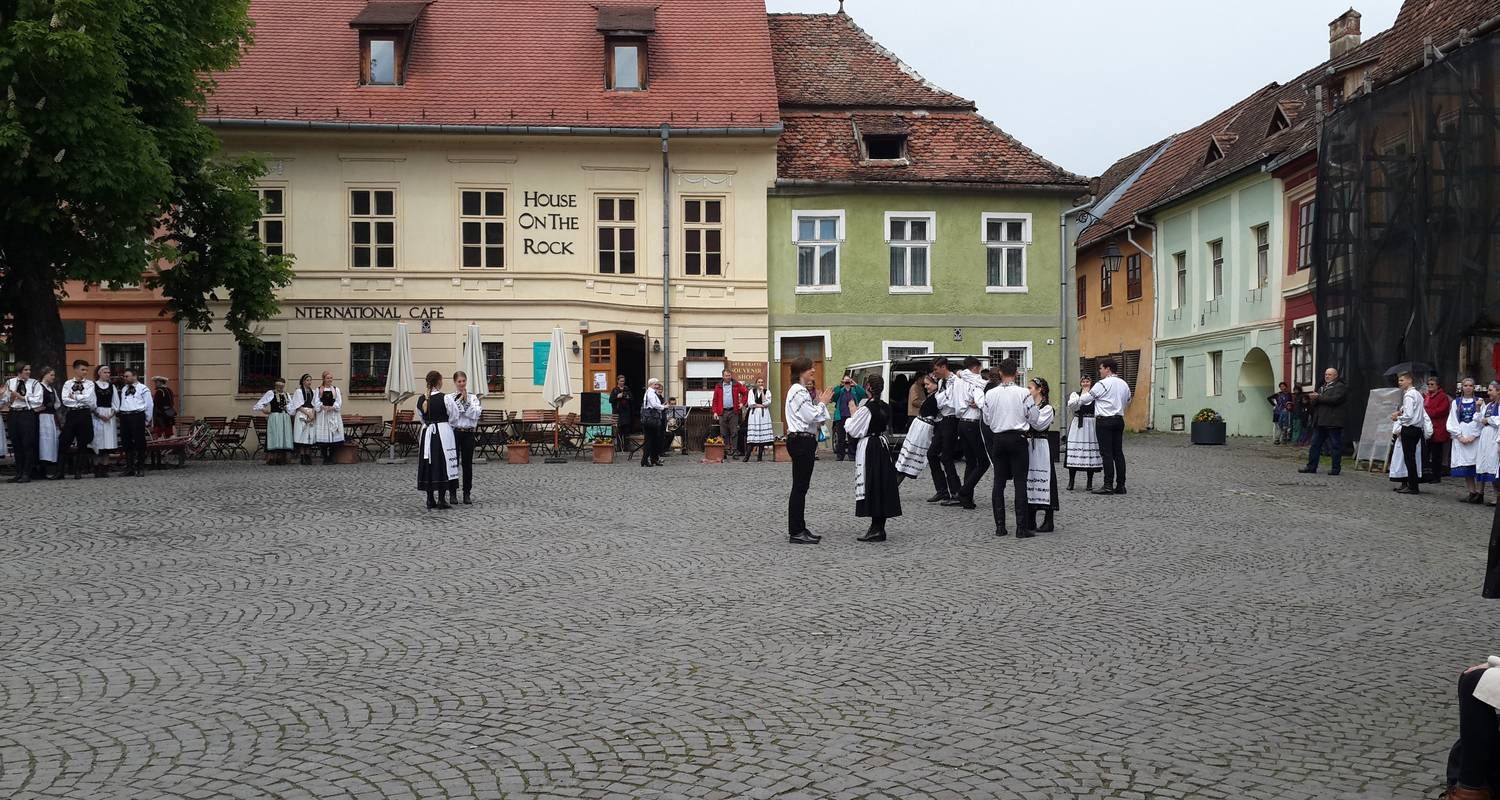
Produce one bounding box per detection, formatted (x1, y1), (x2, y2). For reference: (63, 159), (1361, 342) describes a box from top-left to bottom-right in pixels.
(830, 374), (865, 462)
(1299, 368), (1349, 476)
(905, 376), (927, 434)
(1426, 376), (1453, 484)
(609, 375), (634, 453)
(1268, 382), (1293, 445)
(151, 377), (176, 439)
(710, 369), (747, 457)
(640, 378), (665, 467)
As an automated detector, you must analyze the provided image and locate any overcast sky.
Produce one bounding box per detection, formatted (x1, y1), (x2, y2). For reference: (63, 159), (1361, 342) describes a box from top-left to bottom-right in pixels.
(765, 0), (1404, 176)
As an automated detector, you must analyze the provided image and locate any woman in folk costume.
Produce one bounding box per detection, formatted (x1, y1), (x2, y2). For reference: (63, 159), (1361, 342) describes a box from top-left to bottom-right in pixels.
(415, 370), (460, 510)
(1064, 375), (1103, 491)
(894, 373), (939, 484)
(37, 366), (61, 479)
(290, 374), (318, 465)
(254, 378), (296, 465)
(1025, 377), (1059, 533)
(842, 374), (901, 542)
(1477, 382), (1500, 506)
(90, 365), (119, 477)
(1449, 378), (1487, 504)
(448, 371), (482, 506)
(742, 377), (775, 462)
(0, 374), (9, 461)
(312, 370), (345, 464)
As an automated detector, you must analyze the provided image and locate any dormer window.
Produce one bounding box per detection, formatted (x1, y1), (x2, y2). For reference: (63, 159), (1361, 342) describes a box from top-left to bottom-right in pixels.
(1268, 105), (1291, 134)
(863, 134), (907, 161)
(1205, 139), (1225, 164)
(597, 6), (655, 91)
(350, 1), (429, 87)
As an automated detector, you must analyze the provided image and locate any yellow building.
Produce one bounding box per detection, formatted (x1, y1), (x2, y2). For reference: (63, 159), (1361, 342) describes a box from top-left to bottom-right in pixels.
(183, 0), (781, 418)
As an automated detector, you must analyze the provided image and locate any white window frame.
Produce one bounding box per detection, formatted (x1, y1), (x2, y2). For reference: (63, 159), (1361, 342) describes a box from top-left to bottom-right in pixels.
(481, 340), (506, 396)
(99, 341), (148, 378)
(1173, 251), (1188, 310)
(348, 185), (398, 269)
(882, 340), (934, 361)
(1208, 350), (1224, 397)
(1169, 356), (1184, 399)
(255, 184), (288, 257)
(596, 193), (640, 276)
(981, 212), (1032, 293)
(683, 195), (727, 278)
(792, 210), (845, 294)
(1207, 239), (1224, 300)
(1252, 223), (1269, 289)
(457, 186), (508, 270)
(1291, 315), (1317, 390)
(884, 211), (935, 294)
(982, 340), (1033, 378)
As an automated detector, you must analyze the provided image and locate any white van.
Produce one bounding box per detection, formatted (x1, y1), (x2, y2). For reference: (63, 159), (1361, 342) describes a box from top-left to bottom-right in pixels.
(843, 353), (993, 433)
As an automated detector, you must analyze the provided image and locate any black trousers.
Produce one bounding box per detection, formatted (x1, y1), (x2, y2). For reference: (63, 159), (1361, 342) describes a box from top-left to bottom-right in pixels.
(641, 417), (662, 465)
(1400, 425), (1423, 490)
(1305, 425), (1343, 473)
(931, 417), (961, 498)
(1454, 666), (1499, 790)
(787, 434), (817, 535)
(989, 431), (1030, 530)
(615, 416), (633, 451)
(1096, 415), (1126, 489)
(454, 429), (475, 494)
(957, 420), (989, 503)
(9, 409), (39, 479)
(57, 409), (95, 474)
(1427, 437), (1449, 481)
(119, 411), (148, 470)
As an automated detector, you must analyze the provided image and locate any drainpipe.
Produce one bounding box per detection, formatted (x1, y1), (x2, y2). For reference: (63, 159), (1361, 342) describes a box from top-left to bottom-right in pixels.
(1134, 212), (1159, 430)
(660, 124), (672, 400)
(177, 318), (186, 416)
(1059, 198), (1094, 431)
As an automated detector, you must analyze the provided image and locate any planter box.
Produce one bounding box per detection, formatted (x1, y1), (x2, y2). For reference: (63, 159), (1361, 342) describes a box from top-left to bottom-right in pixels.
(1190, 420), (1227, 445)
(592, 443), (615, 464)
(333, 442), (360, 464)
(774, 441), (791, 463)
(703, 443), (725, 463)
(506, 441), (531, 464)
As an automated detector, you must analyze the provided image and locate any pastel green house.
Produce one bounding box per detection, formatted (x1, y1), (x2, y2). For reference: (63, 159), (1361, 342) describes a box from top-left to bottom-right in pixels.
(765, 12), (1086, 416)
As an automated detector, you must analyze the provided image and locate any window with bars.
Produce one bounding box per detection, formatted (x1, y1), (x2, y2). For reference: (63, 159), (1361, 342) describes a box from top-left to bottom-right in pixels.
(459, 189), (506, 269)
(794, 212), (841, 291)
(1253, 224), (1269, 288)
(597, 195), (638, 274)
(887, 214), (932, 290)
(350, 188), (396, 268)
(253, 187), (286, 256)
(1126, 254), (1142, 300)
(238, 341), (282, 395)
(350, 342), (391, 394)
(683, 198), (723, 276)
(983, 215), (1027, 291)
(482, 342), (505, 394)
(1076, 275), (1087, 317)
(101, 343), (145, 378)
(1292, 323), (1315, 387)
(1297, 200), (1315, 271)
(1100, 264), (1113, 308)
(1174, 251), (1187, 309)
(986, 345), (1030, 381)
(885, 346), (931, 362)
(1208, 239), (1224, 299)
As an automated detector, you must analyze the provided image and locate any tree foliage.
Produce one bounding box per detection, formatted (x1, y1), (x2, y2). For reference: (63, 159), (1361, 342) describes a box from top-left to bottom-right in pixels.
(0, 0), (291, 369)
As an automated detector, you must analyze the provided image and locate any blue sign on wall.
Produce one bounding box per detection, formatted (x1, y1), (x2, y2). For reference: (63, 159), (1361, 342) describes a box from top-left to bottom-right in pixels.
(532, 341), (551, 386)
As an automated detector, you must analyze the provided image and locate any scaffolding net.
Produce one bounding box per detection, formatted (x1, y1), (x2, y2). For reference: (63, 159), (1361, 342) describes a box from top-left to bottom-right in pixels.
(1314, 34), (1500, 437)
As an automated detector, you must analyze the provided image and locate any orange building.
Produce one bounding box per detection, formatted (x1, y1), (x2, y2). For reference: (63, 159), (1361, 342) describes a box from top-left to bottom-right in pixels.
(58, 281), (179, 394)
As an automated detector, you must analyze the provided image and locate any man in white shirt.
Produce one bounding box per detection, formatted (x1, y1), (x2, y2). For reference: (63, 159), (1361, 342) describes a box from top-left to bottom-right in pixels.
(981, 358), (1038, 538)
(56, 359), (98, 479)
(5, 363), (41, 483)
(1089, 357), (1134, 495)
(115, 368), (154, 477)
(784, 357), (833, 545)
(928, 358), (963, 503)
(1390, 371), (1425, 494)
(950, 356), (989, 509)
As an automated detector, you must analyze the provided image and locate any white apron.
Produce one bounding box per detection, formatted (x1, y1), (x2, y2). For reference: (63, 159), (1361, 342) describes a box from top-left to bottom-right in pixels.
(0, 409), (7, 457)
(39, 412), (59, 463)
(1388, 418), (1424, 481)
(419, 422), (460, 481)
(1479, 411), (1500, 479)
(92, 405), (118, 453)
(895, 417), (934, 478)
(1448, 398), (1484, 469)
(745, 396), (775, 444)
(1027, 438), (1054, 506)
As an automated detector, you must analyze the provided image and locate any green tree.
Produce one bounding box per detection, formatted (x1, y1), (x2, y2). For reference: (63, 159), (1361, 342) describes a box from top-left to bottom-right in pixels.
(0, 0), (290, 373)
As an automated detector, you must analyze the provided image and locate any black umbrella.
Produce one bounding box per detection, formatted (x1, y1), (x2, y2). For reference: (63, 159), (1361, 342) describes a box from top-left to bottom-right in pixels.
(1383, 361), (1435, 377)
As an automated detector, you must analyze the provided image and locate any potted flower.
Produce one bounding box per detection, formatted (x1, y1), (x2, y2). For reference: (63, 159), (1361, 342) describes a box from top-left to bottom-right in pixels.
(703, 436), (725, 463)
(591, 436), (615, 464)
(1190, 408), (1227, 445)
(773, 437), (791, 463)
(506, 439), (531, 464)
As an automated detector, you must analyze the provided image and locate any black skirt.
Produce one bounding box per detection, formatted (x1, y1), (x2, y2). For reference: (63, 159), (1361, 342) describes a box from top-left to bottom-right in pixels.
(856, 438), (903, 520)
(1486, 500), (1500, 599)
(417, 430), (455, 492)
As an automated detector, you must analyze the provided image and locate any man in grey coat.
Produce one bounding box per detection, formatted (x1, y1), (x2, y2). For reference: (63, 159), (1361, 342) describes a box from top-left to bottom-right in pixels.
(1299, 367), (1349, 475)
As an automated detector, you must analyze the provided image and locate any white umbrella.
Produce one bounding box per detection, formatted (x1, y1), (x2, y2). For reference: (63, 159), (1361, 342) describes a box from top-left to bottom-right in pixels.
(541, 326), (573, 461)
(463, 323), (488, 395)
(382, 322), (417, 462)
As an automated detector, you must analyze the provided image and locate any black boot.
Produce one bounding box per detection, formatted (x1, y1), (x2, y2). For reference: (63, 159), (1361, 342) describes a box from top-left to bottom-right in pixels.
(462, 492), (472, 505)
(1086, 473), (1094, 491)
(427, 491), (438, 510)
(1015, 510), (1035, 538)
(857, 521), (886, 542)
(1036, 509), (1055, 533)
(1067, 470), (1076, 491)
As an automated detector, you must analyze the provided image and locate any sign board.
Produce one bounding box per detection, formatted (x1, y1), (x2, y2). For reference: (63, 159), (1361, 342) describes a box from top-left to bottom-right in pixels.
(1354, 388), (1404, 465)
(593, 371), (608, 391)
(532, 341), (551, 386)
(726, 360), (768, 384)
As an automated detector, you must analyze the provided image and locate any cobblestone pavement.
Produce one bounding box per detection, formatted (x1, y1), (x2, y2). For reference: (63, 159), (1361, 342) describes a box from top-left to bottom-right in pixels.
(0, 435), (1493, 799)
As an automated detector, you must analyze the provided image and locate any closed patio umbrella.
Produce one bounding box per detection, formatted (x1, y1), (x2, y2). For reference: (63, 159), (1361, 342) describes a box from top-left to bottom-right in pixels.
(542, 326), (573, 462)
(383, 322), (417, 463)
(463, 324), (489, 395)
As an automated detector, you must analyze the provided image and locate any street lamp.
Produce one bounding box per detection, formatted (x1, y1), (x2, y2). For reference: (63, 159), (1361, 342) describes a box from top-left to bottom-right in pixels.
(1102, 240), (1123, 274)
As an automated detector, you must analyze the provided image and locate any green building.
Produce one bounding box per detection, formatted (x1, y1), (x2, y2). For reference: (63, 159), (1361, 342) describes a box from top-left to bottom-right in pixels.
(765, 12), (1086, 413)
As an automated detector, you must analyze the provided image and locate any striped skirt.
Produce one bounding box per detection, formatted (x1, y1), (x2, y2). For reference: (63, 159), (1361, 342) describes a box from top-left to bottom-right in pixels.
(312, 409), (344, 444)
(894, 417), (935, 478)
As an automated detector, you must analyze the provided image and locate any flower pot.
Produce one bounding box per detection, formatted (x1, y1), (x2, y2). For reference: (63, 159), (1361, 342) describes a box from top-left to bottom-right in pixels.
(506, 441), (531, 464)
(333, 443), (360, 464)
(774, 441), (791, 463)
(1190, 420), (1227, 445)
(592, 443), (615, 464)
(703, 443), (725, 463)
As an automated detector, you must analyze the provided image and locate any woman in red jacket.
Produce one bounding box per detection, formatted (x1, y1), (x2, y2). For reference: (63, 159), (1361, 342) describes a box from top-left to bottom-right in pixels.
(1426, 375), (1453, 484)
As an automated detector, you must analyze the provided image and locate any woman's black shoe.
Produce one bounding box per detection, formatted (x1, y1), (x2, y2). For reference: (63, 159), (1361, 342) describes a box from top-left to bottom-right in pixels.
(436, 499), (452, 509)
(856, 530), (887, 542)
(788, 531), (819, 544)
(994, 526), (1009, 537)
(427, 498), (438, 510)
(463, 493), (473, 505)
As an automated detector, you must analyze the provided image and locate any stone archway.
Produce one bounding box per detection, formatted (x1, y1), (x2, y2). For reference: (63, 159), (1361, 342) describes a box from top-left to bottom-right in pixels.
(1236, 346), (1276, 436)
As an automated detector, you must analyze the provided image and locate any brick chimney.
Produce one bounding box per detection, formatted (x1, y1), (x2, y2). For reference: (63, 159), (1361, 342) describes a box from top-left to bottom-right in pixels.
(1330, 8), (1362, 59)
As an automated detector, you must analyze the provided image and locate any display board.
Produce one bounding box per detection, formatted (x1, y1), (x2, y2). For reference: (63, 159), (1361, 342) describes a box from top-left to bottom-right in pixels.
(1354, 388), (1403, 466)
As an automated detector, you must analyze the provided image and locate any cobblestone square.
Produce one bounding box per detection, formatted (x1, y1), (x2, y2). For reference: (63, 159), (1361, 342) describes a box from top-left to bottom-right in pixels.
(1, 436), (1493, 799)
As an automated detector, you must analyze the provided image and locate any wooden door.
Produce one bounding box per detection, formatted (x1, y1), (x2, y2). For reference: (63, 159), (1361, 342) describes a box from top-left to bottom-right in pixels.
(778, 336), (825, 406)
(585, 333), (617, 393)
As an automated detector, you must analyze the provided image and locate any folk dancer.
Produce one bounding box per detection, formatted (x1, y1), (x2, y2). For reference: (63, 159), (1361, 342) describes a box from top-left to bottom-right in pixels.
(37, 367), (61, 479)
(253, 379), (296, 465)
(415, 370), (460, 510)
(640, 378), (665, 467)
(0, 372), (8, 462)
(1388, 371), (1427, 494)
(6, 365), (41, 483)
(1025, 377), (1059, 533)
(843, 374), (902, 542)
(894, 381), (938, 484)
(56, 360), (97, 480)
(784, 356), (833, 545)
(291, 374), (318, 465)
(115, 369), (153, 477)
(1449, 378), (1487, 504)
(90, 365), (119, 477)
(1088, 357), (1132, 495)
(313, 371), (345, 464)
(1479, 383), (1500, 507)
(1065, 376), (1103, 491)
(926, 358), (963, 504)
(449, 371), (482, 505)
(743, 377), (775, 462)
(947, 357), (989, 510)
(981, 358), (1035, 538)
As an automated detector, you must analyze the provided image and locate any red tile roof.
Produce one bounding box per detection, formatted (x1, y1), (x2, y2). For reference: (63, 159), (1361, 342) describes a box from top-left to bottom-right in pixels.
(205, 0), (781, 131)
(768, 13), (972, 110)
(1374, 0), (1500, 84)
